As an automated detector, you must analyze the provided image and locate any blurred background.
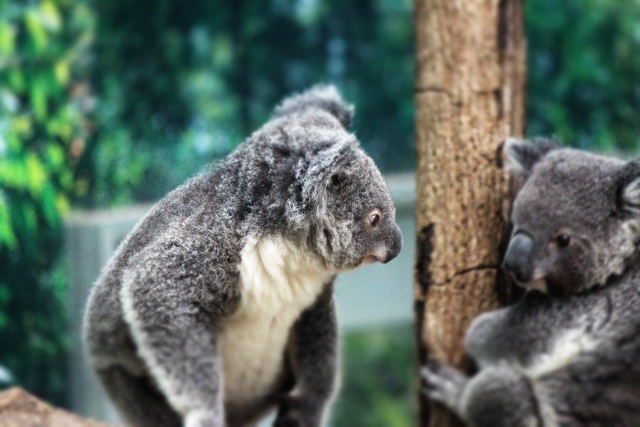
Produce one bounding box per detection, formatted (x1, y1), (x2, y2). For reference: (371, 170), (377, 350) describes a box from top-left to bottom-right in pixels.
(2, 0), (640, 425)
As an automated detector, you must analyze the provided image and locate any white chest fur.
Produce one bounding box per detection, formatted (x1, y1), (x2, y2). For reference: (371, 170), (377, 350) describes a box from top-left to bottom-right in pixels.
(522, 323), (600, 379)
(220, 237), (332, 406)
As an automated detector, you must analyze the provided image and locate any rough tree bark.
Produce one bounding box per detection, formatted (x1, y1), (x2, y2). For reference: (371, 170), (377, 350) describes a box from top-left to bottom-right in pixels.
(414, 1), (526, 426)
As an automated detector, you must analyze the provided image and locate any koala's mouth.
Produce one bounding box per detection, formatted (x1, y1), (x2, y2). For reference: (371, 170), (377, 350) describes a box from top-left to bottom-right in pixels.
(362, 246), (389, 265)
(363, 254), (383, 264)
(517, 278), (548, 293)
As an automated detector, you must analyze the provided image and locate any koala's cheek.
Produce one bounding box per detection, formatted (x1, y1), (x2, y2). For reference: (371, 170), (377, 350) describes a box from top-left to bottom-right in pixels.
(547, 261), (586, 295)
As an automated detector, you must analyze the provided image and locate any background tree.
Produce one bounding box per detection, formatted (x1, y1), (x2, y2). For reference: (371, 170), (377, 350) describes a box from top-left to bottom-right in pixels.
(414, 1), (525, 426)
(0, 0), (93, 405)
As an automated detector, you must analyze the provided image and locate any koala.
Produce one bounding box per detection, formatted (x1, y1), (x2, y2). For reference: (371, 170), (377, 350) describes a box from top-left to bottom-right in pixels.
(83, 85), (403, 427)
(422, 138), (640, 427)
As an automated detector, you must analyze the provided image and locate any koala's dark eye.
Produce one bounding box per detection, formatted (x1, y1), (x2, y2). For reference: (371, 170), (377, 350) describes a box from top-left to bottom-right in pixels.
(369, 214), (380, 227)
(366, 209), (382, 229)
(555, 234), (571, 248)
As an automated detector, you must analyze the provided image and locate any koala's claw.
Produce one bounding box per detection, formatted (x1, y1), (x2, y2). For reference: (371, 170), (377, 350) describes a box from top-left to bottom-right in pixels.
(421, 359), (468, 411)
(421, 367), (450, 400)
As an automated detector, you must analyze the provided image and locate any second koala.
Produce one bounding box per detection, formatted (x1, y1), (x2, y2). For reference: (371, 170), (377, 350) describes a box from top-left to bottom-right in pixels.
(423, 138), (640, 426)
(84, 86), (402, 427)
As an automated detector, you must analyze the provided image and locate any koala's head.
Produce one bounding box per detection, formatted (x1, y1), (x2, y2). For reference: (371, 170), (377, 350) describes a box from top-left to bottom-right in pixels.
(270, 85), (402, 271)
(304, 137), (403, 271)
(502, 138), (640, 295)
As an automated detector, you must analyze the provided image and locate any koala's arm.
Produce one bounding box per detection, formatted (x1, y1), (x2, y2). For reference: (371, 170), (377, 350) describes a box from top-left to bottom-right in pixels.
(120, 241), (239, 427)
(422, 359), (541, 427)
(275, 282), (338, 427)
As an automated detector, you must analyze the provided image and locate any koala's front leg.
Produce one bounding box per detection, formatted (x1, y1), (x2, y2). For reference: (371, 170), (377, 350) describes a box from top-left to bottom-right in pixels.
(121, 257), (235, 427)
(422, 359), (541, 427)
(275, 283), (338, 427)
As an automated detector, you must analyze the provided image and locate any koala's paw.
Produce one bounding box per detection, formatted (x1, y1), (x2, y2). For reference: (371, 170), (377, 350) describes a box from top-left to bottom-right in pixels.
(421, 358), (468, 411)
(273, 395), (322, 427)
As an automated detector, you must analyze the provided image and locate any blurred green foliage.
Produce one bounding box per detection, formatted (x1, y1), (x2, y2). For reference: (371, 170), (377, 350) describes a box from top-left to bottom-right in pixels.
(77, 0), (414, 206)
(333, 324), (414, 427)
(2, 0), (640, 420)
(526, 0), (640, 151)
(0, 0), (93, 405)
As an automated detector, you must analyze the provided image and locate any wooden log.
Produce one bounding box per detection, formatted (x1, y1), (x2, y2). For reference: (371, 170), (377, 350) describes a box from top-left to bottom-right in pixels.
(0, 387), (116, 427)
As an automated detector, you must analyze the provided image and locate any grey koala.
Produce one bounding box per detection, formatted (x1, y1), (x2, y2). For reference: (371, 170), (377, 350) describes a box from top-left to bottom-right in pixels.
(83, 85), (402, 427)
(422, 138), (640, 426)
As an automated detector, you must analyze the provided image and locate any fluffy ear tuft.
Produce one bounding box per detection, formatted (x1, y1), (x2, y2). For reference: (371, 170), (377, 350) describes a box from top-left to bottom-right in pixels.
(329, 172), (348, 189)
(619, 160), (640, 213)
(622, 177), (640, 212)
(504, 137), (560, 179)
(301, 137), (357, 208)
(273, 85), (354, 128)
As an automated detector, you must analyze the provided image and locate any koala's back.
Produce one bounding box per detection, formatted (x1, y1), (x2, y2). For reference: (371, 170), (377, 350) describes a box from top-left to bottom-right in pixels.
(466, 271), (640, 425)
(83, 167), (239, 369)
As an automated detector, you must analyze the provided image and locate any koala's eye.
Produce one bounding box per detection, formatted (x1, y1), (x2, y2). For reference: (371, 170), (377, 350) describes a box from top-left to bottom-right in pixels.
(367, 210), (382, 228)
(555, 234), (571, 248)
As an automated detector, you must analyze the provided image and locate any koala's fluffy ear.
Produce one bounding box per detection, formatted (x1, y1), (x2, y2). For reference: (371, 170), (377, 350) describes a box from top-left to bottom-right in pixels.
(273, 85), (354, 129)
(302, 137), (357, 207)
(320, 138), (356, 185)
(504, 137), (560, 179)
(619, 160), (640, 213)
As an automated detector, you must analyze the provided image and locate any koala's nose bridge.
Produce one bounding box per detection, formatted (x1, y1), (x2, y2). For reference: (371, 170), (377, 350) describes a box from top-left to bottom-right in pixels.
(502, 233), (534, 282)
(383, 223), (403, 263)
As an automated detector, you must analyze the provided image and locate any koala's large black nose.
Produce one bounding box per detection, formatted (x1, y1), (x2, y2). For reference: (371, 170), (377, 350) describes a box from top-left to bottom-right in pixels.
(502, 233), (534, 282)
(384, 224), (403, 263)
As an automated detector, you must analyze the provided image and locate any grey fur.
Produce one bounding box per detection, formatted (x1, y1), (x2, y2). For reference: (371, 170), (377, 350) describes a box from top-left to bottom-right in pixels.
(422, 138), (640, 426)
(84, 85), (402, 427)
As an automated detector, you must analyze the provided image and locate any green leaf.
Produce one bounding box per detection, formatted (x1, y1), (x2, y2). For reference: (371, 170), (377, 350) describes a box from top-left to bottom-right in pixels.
(40, 184), (60, 227)
(16, 200), (38, 257)
(29, 76), (49, 121)
(40, 1), (62, 32)
(7, 70), (25, 92)
(0, 159), (29, 190)
(54, 59), (69, 85)
(26, 153), (48, 195)
(45, 144), (65, 169)
(0, 22), (15, 55)
(55, 193), (69, 214)
(25, 9), (48, 54)
(0, 193), (17, 251)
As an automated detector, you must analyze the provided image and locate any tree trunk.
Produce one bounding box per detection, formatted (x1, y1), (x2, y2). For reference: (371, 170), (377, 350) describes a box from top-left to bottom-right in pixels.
(414, 1), (526, 426)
